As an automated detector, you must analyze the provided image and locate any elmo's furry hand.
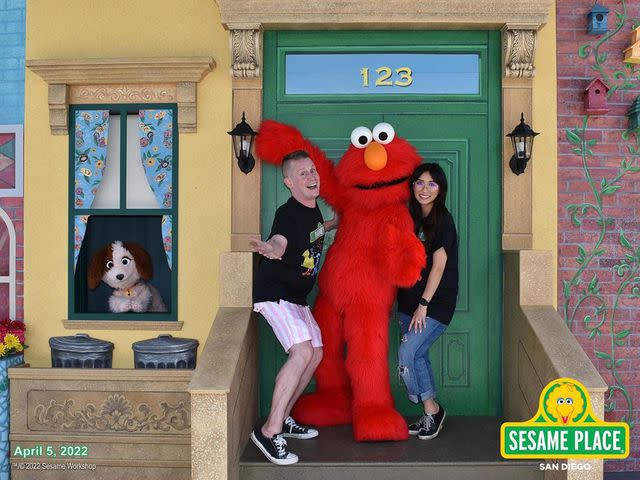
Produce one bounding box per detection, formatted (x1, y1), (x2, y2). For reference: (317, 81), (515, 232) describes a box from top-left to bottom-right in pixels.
(256, 120), (307, 166)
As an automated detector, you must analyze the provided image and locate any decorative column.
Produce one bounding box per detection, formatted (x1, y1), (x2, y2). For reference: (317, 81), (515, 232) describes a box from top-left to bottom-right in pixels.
(228, 24), (263, 251)
(501, 24), (539, 250)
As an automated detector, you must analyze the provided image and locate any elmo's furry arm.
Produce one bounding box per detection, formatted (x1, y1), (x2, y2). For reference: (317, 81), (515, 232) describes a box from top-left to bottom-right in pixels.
(378, 223), (426, 287)
(256, 120), (343, 211)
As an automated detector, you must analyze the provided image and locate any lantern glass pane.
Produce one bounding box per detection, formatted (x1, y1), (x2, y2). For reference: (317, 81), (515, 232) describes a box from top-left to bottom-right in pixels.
(526, 136), (535, 159)
(231, 136), (240, 159)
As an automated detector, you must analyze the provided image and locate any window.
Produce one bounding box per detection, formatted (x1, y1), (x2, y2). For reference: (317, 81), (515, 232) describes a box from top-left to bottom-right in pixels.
(68, 104), (177, 320)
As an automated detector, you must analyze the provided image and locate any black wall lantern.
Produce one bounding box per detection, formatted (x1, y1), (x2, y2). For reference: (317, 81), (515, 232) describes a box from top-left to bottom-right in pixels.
(506, 113), (539, 175)
(228, 112), (257, 174)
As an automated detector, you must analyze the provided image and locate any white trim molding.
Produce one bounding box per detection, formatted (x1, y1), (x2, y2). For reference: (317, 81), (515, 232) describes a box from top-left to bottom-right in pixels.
(0, 207), (17, 320)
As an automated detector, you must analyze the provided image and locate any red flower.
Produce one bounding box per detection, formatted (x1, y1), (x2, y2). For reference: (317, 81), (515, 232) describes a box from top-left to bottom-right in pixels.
(9, 321), (25, 331)
(0, 320), (25, 344)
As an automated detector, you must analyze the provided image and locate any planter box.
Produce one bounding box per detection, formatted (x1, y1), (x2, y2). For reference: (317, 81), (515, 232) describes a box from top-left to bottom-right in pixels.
(8, 368), (191, 480)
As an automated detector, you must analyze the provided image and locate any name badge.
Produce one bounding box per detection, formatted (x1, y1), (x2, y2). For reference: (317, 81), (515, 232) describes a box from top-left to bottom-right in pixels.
(310, 223), (325, 243)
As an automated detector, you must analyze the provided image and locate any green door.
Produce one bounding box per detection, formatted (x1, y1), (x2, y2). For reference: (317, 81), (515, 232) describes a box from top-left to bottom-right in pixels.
(260, 30), (502, 417)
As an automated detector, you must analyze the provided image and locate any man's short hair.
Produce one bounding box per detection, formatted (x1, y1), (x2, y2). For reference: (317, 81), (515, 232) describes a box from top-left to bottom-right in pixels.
(282, 150), (310, 177)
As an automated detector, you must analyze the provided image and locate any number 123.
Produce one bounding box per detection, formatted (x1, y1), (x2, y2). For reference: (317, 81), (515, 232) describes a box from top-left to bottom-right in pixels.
(360, 67), (413, 87)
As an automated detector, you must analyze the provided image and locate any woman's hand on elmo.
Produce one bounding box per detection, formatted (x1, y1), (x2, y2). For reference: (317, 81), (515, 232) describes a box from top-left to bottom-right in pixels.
(409, 305), (428, 333)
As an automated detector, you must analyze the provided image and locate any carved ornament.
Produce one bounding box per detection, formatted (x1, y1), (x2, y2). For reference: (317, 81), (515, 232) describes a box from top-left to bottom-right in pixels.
(502, 26), (538, 78)
(33, 393), (190, 433)
(228, 23), (262, 78)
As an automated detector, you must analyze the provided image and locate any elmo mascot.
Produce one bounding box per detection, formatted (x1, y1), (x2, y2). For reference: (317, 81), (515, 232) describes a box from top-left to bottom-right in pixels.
(256, 121), (425, 441)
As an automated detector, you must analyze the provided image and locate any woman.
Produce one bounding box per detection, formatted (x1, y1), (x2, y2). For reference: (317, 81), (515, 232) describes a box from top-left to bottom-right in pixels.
(397, 162), (459, 440)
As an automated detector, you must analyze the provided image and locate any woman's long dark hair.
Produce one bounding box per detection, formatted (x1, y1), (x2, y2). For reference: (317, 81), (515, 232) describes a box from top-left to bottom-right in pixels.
(408, 163), (448, 248)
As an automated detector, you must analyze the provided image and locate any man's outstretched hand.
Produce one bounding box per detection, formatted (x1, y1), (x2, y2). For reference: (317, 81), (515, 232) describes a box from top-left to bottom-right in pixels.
(249, 234), (287, 260)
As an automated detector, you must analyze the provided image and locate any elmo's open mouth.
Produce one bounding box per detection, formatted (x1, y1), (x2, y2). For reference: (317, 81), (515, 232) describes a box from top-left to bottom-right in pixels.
(354, 175), (410, 190)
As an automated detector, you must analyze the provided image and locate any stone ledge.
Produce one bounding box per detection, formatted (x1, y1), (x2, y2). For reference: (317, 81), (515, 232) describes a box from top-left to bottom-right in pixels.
(61, 320), (184, 331)
(215, 0), (552, 29)
(9, 367), (192, 381)
(27, 57), (215, 134)
(26, 57), (214, 85)
(189, 307), (253, 393)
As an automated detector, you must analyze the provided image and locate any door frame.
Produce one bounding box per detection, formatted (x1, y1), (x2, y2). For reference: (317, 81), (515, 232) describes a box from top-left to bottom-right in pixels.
(222, 6), (551, 253)
(258, 30), (503, 416)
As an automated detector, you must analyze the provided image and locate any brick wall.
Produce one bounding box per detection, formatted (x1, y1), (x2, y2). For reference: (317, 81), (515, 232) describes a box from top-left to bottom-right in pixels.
(557, 0), (640, 472)
(0, 0), (25, 321)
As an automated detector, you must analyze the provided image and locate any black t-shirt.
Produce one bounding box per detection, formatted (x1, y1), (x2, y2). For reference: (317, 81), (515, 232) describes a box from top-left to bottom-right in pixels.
(397, 208), (459, 325)
(253, 197), (325, 306)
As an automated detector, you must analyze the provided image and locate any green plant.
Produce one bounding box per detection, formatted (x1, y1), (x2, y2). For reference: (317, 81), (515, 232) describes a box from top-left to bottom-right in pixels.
(563, 1), (640, 429)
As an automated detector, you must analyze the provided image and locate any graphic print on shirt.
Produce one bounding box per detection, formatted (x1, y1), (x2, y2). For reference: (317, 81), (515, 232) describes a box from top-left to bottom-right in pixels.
(302, 222), (324, 277)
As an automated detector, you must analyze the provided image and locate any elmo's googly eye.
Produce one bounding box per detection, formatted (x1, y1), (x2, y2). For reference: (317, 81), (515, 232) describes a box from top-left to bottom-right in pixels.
(372, 123), (395, 145)
(350, 127), (373, 149)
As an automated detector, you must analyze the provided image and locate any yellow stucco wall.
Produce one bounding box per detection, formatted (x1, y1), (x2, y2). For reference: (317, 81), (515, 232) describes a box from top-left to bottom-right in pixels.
(532, 0), (558, 306)
(24, 0), (558, 367)
(25, 0), (232, 367)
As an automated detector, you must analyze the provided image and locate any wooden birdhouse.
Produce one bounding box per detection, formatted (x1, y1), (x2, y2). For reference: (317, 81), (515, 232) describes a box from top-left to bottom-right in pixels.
(587, 3), (609, 35)
(624, 40), (640, 64)
(628, 97), (640, 131)
(584, 79), (610, 115)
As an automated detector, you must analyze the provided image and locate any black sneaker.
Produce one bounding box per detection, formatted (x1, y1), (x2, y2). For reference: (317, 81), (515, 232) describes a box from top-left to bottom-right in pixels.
(282, 416), (319, 439)
(250, 427), (298, 465)
(418, 405), (446, 440)
(408, 414), (427, 436)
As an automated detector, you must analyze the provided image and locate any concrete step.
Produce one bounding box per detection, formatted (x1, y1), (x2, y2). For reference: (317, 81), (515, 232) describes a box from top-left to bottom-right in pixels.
(240, 416), (544, 480)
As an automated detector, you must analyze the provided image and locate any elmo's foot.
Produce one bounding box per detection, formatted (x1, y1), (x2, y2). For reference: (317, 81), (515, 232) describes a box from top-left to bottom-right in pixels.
(291, 389), (352, 426)
(352, 405), (409, 442)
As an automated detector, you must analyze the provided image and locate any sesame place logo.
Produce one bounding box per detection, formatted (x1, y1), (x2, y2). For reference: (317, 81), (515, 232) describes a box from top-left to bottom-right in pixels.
(501, 378), (629, 459)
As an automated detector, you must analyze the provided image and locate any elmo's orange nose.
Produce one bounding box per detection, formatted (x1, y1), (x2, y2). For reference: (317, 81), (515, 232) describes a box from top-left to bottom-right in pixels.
(364, 142), (388, 171)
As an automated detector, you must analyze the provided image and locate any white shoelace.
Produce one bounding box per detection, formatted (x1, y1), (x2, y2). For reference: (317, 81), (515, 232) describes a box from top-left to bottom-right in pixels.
(423, 414), (435, 430)
(273, 435), (288, 457)
(285, 416), (303, 431)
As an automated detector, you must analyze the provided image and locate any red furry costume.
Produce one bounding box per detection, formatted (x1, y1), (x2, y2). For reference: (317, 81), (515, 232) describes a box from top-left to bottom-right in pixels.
(256, 121), (425, 441)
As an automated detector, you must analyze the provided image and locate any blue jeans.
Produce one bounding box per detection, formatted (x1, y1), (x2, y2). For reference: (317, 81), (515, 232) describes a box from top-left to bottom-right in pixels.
(397, 312), (447, 404)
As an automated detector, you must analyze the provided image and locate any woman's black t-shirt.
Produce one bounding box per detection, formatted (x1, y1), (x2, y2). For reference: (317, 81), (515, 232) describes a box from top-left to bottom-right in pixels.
(397, 208), (459, 325)
(253, 197), (325, 306)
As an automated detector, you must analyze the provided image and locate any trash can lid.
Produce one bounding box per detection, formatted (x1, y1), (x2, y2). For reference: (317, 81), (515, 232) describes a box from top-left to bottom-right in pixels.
(132, 335), (199, 354)
(49, 333), (114, 353)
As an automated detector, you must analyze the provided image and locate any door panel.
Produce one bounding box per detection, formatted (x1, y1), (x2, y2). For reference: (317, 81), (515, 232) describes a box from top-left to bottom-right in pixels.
(259, 30), (501, 417)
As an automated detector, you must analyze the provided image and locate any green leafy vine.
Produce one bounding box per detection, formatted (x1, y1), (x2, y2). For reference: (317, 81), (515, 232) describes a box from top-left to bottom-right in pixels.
(578, 1), (640, 96)
(563, 0), (640, 429)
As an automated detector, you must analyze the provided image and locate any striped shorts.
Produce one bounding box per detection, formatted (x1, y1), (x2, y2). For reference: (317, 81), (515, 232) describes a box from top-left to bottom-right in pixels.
(253, 300), (323, 353)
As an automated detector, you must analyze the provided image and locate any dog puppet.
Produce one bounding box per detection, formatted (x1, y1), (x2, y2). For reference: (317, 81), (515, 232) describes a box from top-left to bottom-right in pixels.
(88, 240), (167, 313)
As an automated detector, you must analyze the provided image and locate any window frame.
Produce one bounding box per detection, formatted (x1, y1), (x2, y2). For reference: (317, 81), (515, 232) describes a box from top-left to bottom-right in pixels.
(67, 103), (178, 321)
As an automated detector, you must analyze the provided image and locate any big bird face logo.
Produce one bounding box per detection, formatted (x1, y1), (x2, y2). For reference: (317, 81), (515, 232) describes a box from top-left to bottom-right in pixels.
(543, 382), (586, 424)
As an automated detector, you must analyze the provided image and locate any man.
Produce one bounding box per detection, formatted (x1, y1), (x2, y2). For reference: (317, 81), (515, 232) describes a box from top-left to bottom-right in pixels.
(250, 150), (335, 465)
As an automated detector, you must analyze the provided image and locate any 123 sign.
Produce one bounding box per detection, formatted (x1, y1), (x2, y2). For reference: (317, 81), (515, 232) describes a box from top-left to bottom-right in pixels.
(361, 67), (413, 87)
(284, 53), (479, 95)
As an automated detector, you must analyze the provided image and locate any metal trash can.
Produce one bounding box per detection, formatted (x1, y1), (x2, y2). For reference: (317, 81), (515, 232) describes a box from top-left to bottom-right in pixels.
(132, 335), (199, 369)
(49, 333), (114, 368)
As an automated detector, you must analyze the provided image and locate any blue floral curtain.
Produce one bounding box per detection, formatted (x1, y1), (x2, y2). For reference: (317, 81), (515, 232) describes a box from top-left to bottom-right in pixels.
(73, 110), (110, 269)
(138, 109), (173, 269)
